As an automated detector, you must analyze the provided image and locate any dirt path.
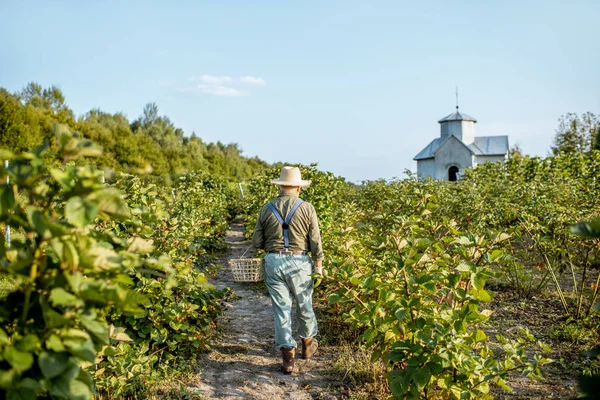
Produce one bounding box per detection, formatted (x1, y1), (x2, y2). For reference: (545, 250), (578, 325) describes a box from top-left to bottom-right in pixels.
(188, 221), (343, 400)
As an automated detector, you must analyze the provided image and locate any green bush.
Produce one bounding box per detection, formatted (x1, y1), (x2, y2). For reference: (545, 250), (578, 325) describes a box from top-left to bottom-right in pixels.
(0, 132), (146, 399)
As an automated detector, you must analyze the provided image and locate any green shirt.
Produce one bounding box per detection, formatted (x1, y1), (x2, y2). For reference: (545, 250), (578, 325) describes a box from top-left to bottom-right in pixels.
(251, 193), (324, 261)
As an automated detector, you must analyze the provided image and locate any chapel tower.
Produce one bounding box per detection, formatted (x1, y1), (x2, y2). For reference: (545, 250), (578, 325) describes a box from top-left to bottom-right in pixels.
(438, 106), (477, 145)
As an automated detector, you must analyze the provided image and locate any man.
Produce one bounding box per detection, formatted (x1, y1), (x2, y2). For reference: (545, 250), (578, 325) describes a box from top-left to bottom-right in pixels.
(252, 166), (324, 374)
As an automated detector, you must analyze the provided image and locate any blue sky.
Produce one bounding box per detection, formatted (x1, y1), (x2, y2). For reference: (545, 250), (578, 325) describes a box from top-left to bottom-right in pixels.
(1, 0), (599, 182)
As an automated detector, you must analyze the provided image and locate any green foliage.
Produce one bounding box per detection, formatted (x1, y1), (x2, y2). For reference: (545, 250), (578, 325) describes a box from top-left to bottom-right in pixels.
(551, 112), (600, 155)
(324, 189), (549, 399)
(233, 153), (600, 397)
(447, 153), (600, 318)
(0, 128), (234, 398)
(0, 133), (145, 399)
(571, 218), (600, 399)
(95, 172), (233, 397)
(0, 83), (269, 181)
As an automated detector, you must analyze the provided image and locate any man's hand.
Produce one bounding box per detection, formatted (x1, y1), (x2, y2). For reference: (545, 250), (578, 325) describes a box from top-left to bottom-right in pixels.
(312, 259), (324, 288)
(314, 259), (323, 275)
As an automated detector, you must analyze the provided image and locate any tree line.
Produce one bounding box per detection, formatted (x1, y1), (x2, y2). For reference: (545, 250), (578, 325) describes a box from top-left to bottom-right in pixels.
(0, 82), (269, 180)
(551, 112), (600, 155)
(1, 82), (597, 178)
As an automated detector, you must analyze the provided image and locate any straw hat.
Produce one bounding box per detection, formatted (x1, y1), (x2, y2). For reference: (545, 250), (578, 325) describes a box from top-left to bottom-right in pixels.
(270, 166), (311, 187)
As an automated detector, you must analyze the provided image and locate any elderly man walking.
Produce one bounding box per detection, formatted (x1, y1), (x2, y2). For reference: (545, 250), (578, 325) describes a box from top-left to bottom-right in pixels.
(252, 166), (324, 374)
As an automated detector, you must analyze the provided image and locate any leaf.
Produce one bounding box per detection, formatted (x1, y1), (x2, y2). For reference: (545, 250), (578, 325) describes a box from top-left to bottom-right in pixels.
(412, 365), (431, 388)
(3, 347), (34, 373)
(50, 288), (79, 307)
(0, 328), (9, 345)
(95, 188), (131, 220)
(45, 335), (65, 352)
(65, 197), (98, 228)
(0, 149), (14, 160)
(16, 334), (39, 352)
(26, 207), (48, 236)
(0, 185), (15, 215)
(413, 238), (433, 250)
(109, 325), (132, 342)
(496, 378), (512, 392)
(493, 233), (511, 243)
(361, 328), (377, 343)
(16, 378), (41, 393)
(41, 298), (71, 328)
(38, 351), (70, 379)
(0, 370), (17, 390)
(455, 236), (473, 245)
(63, 337), (96, 363)
(471, 274), (486, 290)
(475, 329), (488, 343)
(390, 376), (408, 397)
(80, 317), (109, 345)
(571, 219), (600, 238)
(395, 308), (408, 321)
(126, 237), (155, 254)
(74, 139), (102, 158)
(474, 289), (492, 302)
(6, 388), (37, 400)
(47, 365), (86, 399)
(50, 168), (73, 189)
(490, 249), (503, 261)
(328, 293), (340, 304)
(64, 240), (80, 270)
(456, 263), (471, 273)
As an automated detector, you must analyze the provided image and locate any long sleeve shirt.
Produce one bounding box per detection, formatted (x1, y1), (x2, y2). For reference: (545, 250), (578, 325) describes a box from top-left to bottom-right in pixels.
(251, 193), (324, 261)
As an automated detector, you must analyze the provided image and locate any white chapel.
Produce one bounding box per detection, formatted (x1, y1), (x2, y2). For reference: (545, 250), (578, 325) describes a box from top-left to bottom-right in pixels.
(413, 107), (509, 181)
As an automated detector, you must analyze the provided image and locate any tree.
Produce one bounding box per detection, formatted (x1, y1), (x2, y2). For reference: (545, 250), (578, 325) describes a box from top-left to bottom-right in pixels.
(142, 102), (159, 128)
(551, 112), (599, 155)
(19, 82), (68, 113)
(510, 144), (524, 158)
(0, 88), (52, 152)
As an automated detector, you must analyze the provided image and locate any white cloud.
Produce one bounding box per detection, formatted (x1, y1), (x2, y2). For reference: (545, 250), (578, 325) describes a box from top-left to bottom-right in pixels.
(199, 74), (233, 85)
(239, 76), (267, 85)
(174, 74), (266, 97)
(196, 84), (248, 97)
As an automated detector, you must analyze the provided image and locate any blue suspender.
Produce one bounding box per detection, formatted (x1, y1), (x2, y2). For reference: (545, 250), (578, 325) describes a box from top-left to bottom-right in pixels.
(266, 199), (304, 250)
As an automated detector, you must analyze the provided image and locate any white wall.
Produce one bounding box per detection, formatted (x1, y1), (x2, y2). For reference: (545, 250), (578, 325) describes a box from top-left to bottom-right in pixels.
(474, 154), (507, 166)
(417, 158), (435, 179)
(434, 136), (473, 180)
(440, 121), (476, 144)
(460, 121), (476, 145)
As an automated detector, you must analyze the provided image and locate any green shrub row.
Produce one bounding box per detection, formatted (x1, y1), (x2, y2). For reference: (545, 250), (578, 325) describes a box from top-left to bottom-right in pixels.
(240, 154), (600, 399)
(0, 129), (233, 399)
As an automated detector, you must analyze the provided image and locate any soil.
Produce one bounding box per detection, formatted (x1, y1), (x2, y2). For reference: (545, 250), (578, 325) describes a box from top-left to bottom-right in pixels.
(188, 221), (346, 399)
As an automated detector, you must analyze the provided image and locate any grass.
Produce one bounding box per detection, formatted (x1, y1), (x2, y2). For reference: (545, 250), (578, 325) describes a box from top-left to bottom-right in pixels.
(329, 344), (389, 398)
(314, 301), (391, 399)
(550, 318), (600, 345)
(96, 372), (205, 400)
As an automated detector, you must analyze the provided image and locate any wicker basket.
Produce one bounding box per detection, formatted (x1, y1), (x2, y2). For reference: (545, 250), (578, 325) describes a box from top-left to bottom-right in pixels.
(229, 258), (264, 282)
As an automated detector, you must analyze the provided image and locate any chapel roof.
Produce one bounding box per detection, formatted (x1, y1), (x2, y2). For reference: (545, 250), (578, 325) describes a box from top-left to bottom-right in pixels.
(413, 138), (441, 160)
(413, 135), (509, 160)
(468, 136), (509, 155)
(438, 110), (477, 123)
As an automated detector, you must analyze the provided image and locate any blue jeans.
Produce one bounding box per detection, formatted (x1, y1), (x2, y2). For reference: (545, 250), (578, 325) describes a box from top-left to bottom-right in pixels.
(264, 253), (318, 349)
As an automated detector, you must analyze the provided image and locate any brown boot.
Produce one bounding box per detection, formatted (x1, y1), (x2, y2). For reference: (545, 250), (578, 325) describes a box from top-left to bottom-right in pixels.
(301, 337), (318, 360)
(281, 347), (295, 374)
